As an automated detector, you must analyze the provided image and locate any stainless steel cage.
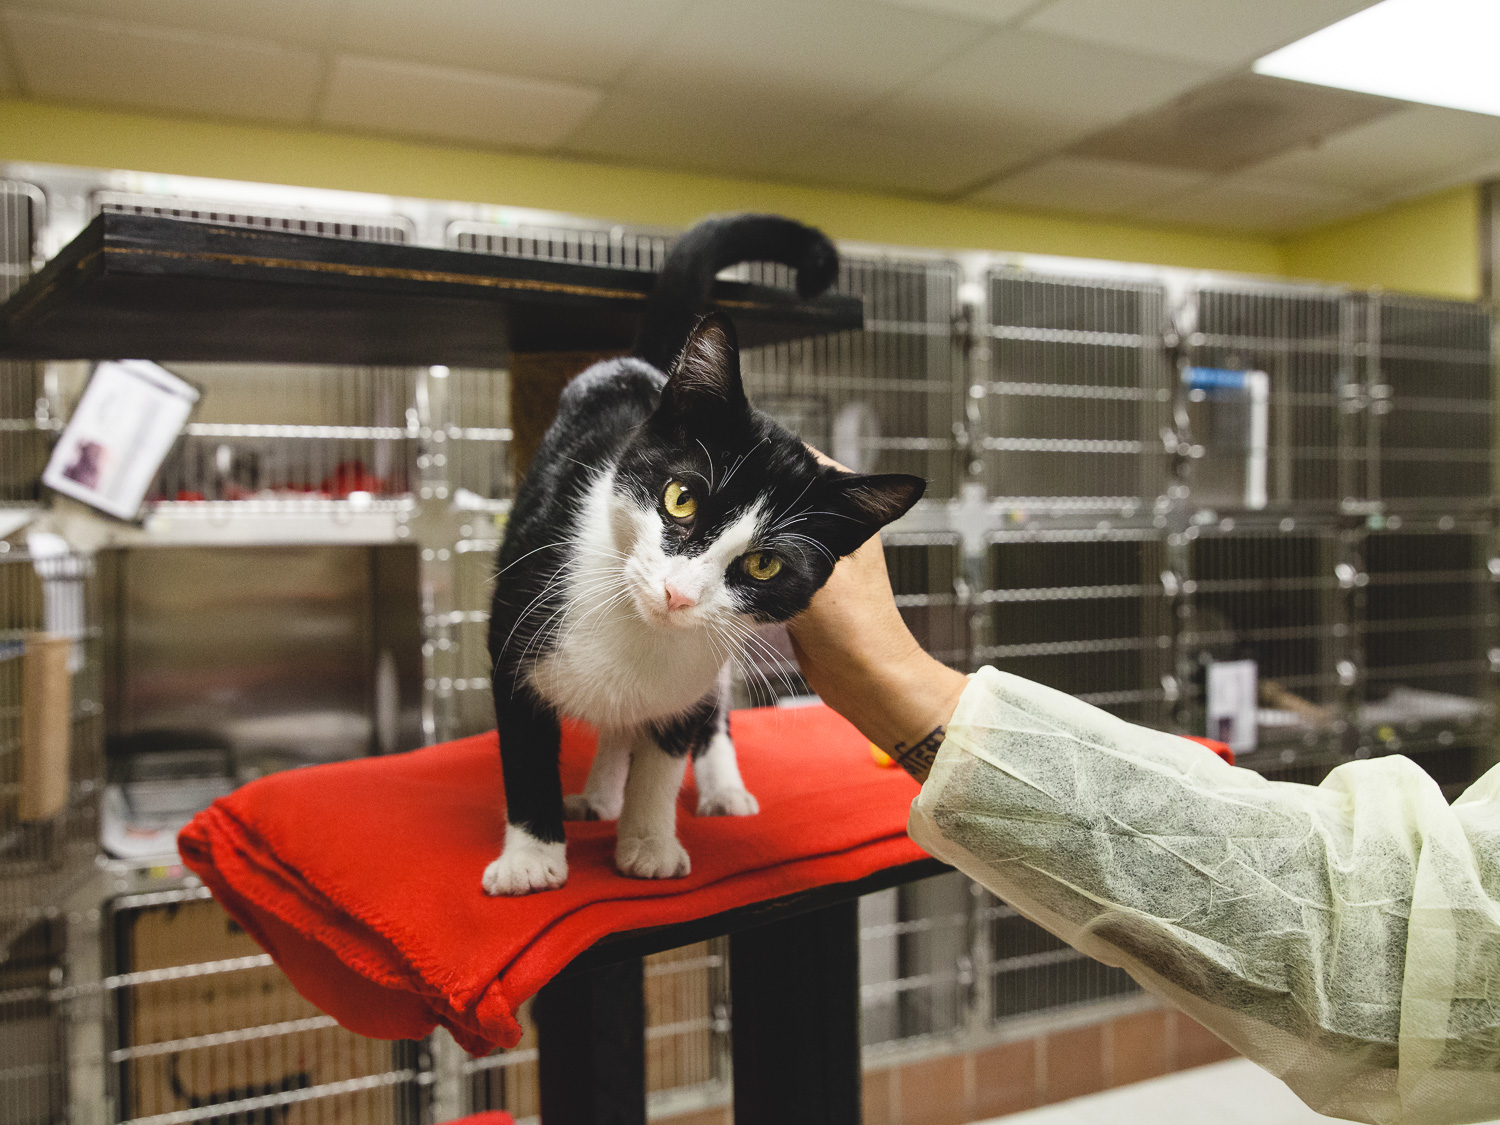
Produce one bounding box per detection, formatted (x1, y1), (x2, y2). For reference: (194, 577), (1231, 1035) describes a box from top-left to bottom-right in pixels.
(1185, 284), (1357, 512)
(981, 527), (1173, 728)
(1176, 523), (1349, 766)
(742, 256), (964, 501)
(984, 268), (1172, 514)
(1367, 295), (1494, 511)
(1354, 521), (1497, 795)
(91, 191), (414, 244)
(1, 180), (47, 508)
(1, 548), (103, 962)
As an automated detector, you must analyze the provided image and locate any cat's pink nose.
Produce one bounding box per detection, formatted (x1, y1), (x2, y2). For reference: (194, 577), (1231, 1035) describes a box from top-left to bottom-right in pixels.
(664, 583), (696, 611)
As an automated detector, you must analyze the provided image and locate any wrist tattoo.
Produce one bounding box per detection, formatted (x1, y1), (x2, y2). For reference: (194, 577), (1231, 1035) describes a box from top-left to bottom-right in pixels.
(890, 725), (945, 780)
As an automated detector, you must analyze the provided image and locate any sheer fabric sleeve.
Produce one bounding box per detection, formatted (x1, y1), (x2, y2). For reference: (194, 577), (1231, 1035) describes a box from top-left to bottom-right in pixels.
(908, 667), (1500, 1125)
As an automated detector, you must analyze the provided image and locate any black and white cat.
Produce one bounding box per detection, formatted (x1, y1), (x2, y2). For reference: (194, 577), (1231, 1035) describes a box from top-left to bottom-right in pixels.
(483, 215), (924, 895)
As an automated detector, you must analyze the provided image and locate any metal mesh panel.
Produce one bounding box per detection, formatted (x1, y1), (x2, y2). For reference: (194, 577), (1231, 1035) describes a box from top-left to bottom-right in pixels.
(742, 256), (963, 500)
(0, 919), (67, 1125)
(1, 549), (103, 960)
(1, 180), (47, 506)
(147, 365), (419, 507)
(109, 892), (422, 1125)
(448, 220), (669, 271)
(982, 530), (1172, 727)
(92, 191), (413, 243)
(1370, 296), (1494, 509)
(859, 871), (1142, 1055)
(887, 534), (967, 670)
(1188, 285), (1353, 511)
(985, 269), (1170, 512)
(445, 368), (513, 505)
(1179, 527), (1346, 764)
(1356, 526), (1495, 790)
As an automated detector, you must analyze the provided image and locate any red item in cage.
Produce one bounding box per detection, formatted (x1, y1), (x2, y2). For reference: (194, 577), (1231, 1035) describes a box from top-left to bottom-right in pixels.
(178, 705), (929, 1055)
(320, 461), (389, 498)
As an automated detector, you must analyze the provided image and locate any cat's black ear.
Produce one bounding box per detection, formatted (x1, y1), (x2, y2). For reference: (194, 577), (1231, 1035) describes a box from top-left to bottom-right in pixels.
(658, 312), (748, 421)
(815, 471), (926, 558)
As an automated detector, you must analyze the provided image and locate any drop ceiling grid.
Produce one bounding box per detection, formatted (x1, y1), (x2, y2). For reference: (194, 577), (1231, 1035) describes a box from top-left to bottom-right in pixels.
(0, 0), (1493, 234)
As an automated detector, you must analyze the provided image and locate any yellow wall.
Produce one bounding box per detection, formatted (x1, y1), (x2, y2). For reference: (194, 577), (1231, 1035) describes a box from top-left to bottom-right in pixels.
(1278, 185), (1483, 301)
(0, 97), (1486, 298)
(0, 98), (1282, 272)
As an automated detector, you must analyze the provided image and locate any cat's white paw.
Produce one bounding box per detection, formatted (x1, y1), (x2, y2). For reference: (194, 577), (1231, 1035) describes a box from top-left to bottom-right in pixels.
(615, 835), (691, 880)
(482, 827), (567, 895)
(696, 787), (759, 817)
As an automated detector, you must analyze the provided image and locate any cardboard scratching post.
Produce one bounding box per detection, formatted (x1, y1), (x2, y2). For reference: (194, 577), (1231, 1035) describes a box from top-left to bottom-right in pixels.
(509, 351), (619, 478)
(21, 632), (71, 821)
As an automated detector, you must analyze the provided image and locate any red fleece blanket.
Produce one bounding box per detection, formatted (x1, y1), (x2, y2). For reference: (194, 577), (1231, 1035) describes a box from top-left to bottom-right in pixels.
(178, 705), (928, 1054)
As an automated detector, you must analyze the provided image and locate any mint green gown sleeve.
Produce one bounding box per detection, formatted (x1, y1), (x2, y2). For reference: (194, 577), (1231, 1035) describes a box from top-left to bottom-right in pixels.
(907, 667), (1500, 1125)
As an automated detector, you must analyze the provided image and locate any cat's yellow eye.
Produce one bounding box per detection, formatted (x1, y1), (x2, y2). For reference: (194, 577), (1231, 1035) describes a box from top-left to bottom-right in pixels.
(664, 480), (697, 519)
(744, 552), (782, 581)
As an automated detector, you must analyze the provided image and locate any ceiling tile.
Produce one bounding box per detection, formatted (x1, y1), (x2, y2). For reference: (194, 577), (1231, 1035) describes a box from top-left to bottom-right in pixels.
(865, 27), (1216, 154)
(861, 0), (1035, 23)
(11, 0), (343, 47)
(768, 124), (1043, 197)
(329, 0), (692, 87)
(1250, 105), (1500, 198)
(3, 8), (323, 122)
(319, 56), (602, 151)
(1145, 175), (1358, 233)
(970, 155), (1208, 215)
(561, 91), (831, 181)
(614, 0), (983, 125)
(1072, 72), (1401, 174)
(1025, 0), (1379, 67)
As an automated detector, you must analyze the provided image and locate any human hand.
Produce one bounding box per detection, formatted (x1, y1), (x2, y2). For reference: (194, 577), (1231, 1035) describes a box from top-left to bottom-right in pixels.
(787, 451), (967, 781)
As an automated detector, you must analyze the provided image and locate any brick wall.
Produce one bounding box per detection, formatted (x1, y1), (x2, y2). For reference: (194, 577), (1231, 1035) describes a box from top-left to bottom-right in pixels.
(659, 1005), (1237, 1125)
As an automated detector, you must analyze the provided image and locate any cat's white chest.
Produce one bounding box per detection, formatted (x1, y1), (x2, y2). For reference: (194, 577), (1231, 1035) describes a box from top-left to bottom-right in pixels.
(530, 601), (722, 728)
(525, 470), (729, 728)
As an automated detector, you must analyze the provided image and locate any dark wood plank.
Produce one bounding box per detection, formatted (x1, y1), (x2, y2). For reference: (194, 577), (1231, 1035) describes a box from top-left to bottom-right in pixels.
(534, 958), (647, 1125)
(731, 900), (863, 1124)
(0, 214), (862, 365)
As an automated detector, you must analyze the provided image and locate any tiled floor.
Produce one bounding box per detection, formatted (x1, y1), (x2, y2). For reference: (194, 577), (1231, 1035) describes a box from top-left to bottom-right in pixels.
(974, 1058), (1500, 1125)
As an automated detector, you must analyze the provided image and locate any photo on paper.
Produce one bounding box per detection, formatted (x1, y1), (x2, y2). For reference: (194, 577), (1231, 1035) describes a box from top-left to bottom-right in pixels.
(41, 360), (199, 521)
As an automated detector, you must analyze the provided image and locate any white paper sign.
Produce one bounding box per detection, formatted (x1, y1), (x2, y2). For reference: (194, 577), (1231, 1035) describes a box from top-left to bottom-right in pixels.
(1206, 659), (1258, 753)
(42, 360), (199, 520)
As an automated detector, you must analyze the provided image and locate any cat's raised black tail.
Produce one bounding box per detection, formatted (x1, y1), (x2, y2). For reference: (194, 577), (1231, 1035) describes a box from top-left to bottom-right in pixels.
(632, 214), (839, 372)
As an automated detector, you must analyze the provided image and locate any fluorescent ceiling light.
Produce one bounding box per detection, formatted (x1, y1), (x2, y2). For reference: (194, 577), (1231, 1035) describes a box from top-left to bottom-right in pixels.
(1254, 0), (1500, 118)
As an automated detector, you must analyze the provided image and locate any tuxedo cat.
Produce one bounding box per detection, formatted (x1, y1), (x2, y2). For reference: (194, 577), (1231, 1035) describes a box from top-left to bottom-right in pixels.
(484, 215), (924, 894)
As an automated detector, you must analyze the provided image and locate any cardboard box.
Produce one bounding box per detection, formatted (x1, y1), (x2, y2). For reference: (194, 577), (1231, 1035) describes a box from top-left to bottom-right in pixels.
(117, 899), (410, 1124)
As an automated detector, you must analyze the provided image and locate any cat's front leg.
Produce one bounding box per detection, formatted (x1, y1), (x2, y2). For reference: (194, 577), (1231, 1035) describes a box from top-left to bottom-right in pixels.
(563, 726), (630, 821)
(483, 687), (568, 895)
(693, 669), (758, 816)
(615, 698), (715, 879)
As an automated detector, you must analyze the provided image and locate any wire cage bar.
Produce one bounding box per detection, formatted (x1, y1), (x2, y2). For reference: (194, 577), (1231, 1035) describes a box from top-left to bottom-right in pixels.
(105, 891), (423, 1125)
(1368, 295), (1494, 511)
(1, 180), (48, 507)
(1354, 522), (1497, 796)
(0, 918), (68, 1125)
(1185, 284), (1356, 513)
(985, 268), (1172, 514)
(91, 191), (414, 244)
(1176, 524), (1349, 767)
(981, 527), (1173, 729)
(1, 548), (103, 962)
(147, 364), (421, 509)
(447, 220), (670, 273)
(741, 255), (964, 502)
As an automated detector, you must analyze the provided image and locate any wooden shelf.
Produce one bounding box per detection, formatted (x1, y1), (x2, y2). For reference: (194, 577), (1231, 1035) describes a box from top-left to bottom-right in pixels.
(0, 213), (862, 365)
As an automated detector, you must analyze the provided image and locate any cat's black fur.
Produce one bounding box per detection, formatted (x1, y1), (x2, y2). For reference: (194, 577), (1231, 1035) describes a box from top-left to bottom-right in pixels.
(486, 214), (924, 883)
